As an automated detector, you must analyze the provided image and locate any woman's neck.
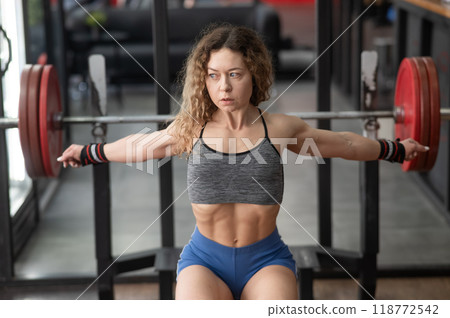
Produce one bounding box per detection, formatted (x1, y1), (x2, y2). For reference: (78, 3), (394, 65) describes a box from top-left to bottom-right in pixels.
(213, 105), (258, 131)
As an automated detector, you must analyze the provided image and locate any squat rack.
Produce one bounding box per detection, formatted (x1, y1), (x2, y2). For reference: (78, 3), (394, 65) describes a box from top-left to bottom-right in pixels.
(1, 0), (447, 300)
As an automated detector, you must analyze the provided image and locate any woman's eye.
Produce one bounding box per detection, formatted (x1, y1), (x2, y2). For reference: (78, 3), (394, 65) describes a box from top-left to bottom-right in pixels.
(230, 72), (239, 78)
(208, 73), (217, 79)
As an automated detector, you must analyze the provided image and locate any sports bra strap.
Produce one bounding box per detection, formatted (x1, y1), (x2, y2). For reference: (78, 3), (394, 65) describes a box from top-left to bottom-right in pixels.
(258, 108), (269, 139)
(199, 123), (207, 138)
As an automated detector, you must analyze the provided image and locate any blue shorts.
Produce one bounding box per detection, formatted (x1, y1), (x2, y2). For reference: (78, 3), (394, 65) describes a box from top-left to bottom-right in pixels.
(176, 226), (297, 299)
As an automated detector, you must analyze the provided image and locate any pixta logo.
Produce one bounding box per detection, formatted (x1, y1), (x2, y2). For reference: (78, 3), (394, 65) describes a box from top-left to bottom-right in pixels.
(125, 127), (172, 175)
(126, 130), (325, 175)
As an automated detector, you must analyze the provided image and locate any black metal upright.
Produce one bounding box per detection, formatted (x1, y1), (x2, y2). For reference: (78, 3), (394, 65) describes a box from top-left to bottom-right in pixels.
(42, 0), (55, 64)
(340, 0), (352, 95)
(352, 0), (363, 110)
(55, 0), (70, 135)
(90, 56), (113, 299)
(0, 60), (14, 281)
(316, 0), (332, 247)
(21, 0), (31, 63)
(359, 159), (378, 299)
(0, 141), (13, 282)
(331, 0), (342, 84)
(359, 52), (380, 300)
(93, 162), (113, 299)
(393, 7), (407, 69)
(152, 0), (175, 300)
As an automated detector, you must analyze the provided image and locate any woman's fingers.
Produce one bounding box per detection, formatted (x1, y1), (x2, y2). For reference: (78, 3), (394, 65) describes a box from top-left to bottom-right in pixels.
(416, 144), (429, 153)
(400, 138), (430, 161)
(68, 159), (80, 168)
(57, 144), (83, 168)
(58, 158), (80, 168)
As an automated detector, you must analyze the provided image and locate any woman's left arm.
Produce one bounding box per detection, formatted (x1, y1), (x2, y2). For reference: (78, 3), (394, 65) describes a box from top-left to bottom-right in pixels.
(283, 115), (428, 161)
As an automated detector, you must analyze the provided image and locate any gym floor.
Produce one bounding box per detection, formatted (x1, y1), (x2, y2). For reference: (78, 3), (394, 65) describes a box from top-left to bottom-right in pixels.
(3, 72), (450, 300)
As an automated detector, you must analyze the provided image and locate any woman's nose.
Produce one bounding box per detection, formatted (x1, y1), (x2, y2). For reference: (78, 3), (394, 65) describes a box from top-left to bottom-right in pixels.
(220, 77), (232, 91)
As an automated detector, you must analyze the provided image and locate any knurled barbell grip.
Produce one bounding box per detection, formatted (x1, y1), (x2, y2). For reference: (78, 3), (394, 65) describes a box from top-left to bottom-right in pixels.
(61, 114), (175, 125)
(1, 109), (450, 129)
(55, 111), (396, 125)
(286, 110), (394, 120)
(61, 110), (395, 125)
(51, 109), (450, 124)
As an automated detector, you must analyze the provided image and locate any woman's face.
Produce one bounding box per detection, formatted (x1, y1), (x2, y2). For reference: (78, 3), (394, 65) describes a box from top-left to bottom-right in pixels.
(205, 48), (253, 112)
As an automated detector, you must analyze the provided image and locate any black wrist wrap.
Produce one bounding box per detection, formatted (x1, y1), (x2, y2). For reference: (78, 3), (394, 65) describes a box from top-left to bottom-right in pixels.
(80, 143), (108, 166)
(378, 139), (405, 163)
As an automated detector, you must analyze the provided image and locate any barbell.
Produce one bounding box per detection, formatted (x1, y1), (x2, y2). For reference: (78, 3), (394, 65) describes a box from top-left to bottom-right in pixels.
(0, 57), (447, 178)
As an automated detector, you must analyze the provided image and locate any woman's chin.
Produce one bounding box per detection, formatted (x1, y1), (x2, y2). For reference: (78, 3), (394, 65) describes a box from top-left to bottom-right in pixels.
(218, 105), (239, 112)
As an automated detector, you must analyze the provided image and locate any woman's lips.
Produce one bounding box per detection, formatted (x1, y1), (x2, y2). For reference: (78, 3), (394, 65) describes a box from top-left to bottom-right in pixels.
(221, 98), (234, 105)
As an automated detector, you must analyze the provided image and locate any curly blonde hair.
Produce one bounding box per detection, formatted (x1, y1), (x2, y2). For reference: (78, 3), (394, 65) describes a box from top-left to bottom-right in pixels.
(170, 24), (273, 156)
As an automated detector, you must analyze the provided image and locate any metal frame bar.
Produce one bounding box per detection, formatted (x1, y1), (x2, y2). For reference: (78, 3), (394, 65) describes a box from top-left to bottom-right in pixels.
(0, 58), (14, 280)
(42, 0), (55, 64)
(359, 122), (379, 299)
(152, 0), (175, 300)
(394, 7), (407, 69)
(341, 0), (352, 94)
(93, 162), (114, 300)
(21, 0), (31, 64)
(332, 0), (343, 85)
(352, 0), (363, 110)
(55, 0), (70, 130)
(358, 51), (381, 299)
(316, 0), (332, 247)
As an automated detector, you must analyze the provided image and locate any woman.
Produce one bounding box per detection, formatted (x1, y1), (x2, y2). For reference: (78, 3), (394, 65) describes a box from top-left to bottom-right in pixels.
(58, 24), (428, 300)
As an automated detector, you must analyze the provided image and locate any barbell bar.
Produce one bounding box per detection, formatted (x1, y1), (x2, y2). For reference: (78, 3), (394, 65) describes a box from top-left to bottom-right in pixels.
(0, 57), (445, 178)
(2, 109), (450, 128)
(0, 111), (403, 128)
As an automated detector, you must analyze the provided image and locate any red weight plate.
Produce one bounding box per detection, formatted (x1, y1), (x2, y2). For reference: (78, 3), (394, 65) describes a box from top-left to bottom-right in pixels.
(18, 65), (35, 177)
(394, 58), (421, 171)
(411, 58), (430, 171)
(27, 64), (46, 178)
(422, 57), (441, 171)
(39, 65), (62, 177)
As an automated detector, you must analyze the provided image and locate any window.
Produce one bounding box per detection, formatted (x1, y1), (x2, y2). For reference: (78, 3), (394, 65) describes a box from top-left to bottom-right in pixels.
(1, 0), (31, 216)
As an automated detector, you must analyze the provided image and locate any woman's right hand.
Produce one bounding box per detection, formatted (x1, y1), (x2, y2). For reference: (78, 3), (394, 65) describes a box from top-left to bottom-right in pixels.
(57, 144), (84, 168)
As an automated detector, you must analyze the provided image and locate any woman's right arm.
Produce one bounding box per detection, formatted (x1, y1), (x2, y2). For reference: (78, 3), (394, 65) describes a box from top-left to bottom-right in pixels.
(58, 128), (177, 168)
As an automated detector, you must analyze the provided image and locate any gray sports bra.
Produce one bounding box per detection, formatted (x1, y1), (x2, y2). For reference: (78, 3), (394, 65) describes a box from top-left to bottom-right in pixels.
(187, 109), (284, 205)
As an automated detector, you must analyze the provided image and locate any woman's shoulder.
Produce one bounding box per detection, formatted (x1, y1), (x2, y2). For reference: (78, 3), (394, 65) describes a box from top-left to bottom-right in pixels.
(167, 120), (203, 137)
(262, 111), (307, 137)
(263, 112), (291, 124)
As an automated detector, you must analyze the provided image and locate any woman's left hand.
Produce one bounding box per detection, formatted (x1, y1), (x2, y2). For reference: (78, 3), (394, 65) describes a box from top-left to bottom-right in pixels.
(401, 138), (429, 161)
